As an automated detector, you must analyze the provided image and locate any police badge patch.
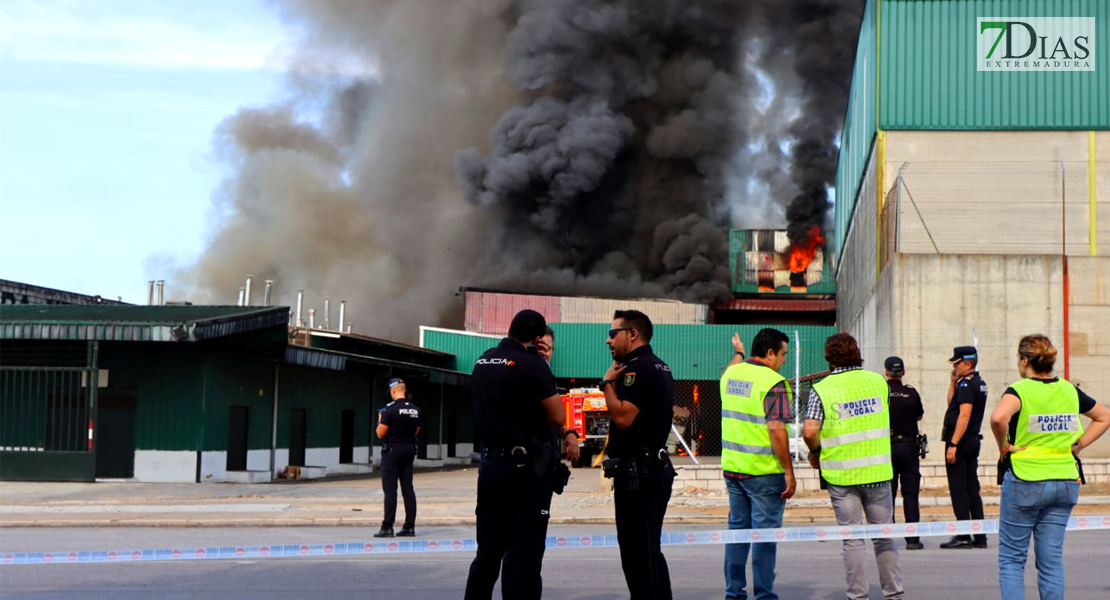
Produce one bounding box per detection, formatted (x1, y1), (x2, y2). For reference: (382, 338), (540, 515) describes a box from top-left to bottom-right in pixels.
(624, 372), (636, 387)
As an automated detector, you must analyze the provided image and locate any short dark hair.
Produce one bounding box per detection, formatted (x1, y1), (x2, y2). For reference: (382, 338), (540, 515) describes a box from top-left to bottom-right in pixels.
(825, 332), (863, 369)
(507, 309), (547, 344)
(544, 326), (554, 340)
(751, 328), (789, 359)
(613, 309), (653, 343)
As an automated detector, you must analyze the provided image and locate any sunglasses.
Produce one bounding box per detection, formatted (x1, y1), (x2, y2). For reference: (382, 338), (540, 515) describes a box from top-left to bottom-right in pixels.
(608, 327), (634, 339)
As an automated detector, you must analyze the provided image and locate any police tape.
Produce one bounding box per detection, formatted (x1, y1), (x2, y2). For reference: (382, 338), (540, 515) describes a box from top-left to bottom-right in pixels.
(3, 515), (1109, 566)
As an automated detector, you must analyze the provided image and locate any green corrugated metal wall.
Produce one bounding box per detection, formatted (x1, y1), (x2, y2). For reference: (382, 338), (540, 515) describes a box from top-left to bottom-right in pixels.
(425, 325), (838, 381)
(422, 329), (501, 372)
(203, 356), (275, 452)
(549, 324), (837, 381)
(277, 365), (371, 449)
(98, 346), (206, 451)
(835, 0), (879, 260)
(881, 0), (1110, 129)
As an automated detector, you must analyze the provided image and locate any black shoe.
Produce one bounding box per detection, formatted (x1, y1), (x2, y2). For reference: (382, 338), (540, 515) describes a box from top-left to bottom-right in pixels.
(940, 537), (973, 549)
(972, 539), (989, 549)
(373, 527), (394, 538)
(397, 527), (415, 537)
(906, 542), (924, 550)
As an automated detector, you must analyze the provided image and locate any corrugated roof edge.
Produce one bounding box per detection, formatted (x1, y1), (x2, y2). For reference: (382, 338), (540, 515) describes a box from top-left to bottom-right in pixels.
(0, 305), (291, 342)
(458, 286), (705, 304)
(285, 345), (470, 387)
(328, 329), (453, 356)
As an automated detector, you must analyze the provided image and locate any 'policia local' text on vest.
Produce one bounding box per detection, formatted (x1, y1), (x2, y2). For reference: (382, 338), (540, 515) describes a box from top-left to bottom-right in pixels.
(720, 362), (792, 476)
(1009, 378), (1083, 482)
(813, 369), (893, 486)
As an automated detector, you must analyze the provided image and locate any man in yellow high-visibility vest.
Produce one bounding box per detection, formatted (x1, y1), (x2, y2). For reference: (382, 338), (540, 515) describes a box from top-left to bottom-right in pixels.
(719, 328), (796, 600)
(804, 333), (903, 600)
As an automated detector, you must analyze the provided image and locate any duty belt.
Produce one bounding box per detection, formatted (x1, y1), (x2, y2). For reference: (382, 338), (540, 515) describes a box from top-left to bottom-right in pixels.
(482, 446), (529, 460)
(891, 434), (916, 443)
(637, 447), (670, 462)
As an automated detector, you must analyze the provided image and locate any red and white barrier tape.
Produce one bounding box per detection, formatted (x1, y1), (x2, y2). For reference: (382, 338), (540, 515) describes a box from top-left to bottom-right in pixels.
(3, 515), (1108, 566)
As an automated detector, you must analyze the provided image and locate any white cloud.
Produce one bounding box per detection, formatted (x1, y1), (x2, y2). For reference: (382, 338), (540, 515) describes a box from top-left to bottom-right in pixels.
(0, 0), (374, 76)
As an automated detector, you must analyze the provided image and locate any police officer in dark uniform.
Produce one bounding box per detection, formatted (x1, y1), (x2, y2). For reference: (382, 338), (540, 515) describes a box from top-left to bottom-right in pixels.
(940, 346), (989, 549)
(601, 309), (676, 600)
(374, 378), (421, 538)
(464, 310), (579, 600)
(886, 356), (925, 550)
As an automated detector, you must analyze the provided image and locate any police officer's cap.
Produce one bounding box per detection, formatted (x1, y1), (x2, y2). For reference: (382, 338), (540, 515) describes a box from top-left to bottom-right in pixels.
(947, 346), (977, 364)
(388, 378), (405, 388)
(884, 356), (905, 376)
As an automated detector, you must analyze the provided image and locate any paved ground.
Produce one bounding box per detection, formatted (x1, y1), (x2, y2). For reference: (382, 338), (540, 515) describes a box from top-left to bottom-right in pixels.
(3, 526), (1109, 599)
(2, 467), (1109, 528)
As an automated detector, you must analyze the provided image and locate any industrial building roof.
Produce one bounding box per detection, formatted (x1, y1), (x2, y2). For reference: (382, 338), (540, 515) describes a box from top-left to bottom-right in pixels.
(284, 345), (469, 386)
(0, 305), (291, 342)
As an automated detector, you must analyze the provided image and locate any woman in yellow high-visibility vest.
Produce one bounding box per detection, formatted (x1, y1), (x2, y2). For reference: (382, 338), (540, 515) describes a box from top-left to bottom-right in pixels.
(990, 334), (1110, 600)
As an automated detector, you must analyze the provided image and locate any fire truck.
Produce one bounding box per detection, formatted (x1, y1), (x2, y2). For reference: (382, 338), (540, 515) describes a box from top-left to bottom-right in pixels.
(560, 387), (610, 468)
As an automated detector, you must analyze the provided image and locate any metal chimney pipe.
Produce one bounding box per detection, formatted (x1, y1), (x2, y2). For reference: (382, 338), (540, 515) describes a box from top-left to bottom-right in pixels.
(338, 301), (346, 333)
(155, 280), (165, 306)
(295, 290), (304, 327)
(263, 280), (273, 306)
(345, 324), (352, 334)
(324, 298), (331, 330)
(147, 281), (155, 306)
(237, 287), (245, 306)
(244, 275), (253, 306)
(309, 308), (316, 329)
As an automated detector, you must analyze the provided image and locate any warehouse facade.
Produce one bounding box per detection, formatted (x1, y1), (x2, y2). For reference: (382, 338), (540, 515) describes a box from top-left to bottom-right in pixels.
(0, 305), (472, 482)
(834, 0), (1109, 459)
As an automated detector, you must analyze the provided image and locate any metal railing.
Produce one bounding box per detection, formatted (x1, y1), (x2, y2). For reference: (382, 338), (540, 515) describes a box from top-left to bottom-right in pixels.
(0, 342), (98, 454)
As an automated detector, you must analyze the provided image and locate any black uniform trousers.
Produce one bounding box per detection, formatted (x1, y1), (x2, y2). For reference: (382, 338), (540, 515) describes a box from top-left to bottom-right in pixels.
(380, 442), (416, 529)
(613, 462), (676, 600)
(945, 439), (987, 543)
(890, 440), (921, 544)
(464, 457), (553, 600)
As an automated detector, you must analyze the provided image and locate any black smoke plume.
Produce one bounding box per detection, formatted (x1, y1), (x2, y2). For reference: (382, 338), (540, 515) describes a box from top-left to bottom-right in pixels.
(172, 0), (865, 341)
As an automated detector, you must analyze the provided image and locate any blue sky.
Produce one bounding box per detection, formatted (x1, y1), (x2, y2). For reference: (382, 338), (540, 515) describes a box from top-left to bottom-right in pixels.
(0, 0), (293, 302)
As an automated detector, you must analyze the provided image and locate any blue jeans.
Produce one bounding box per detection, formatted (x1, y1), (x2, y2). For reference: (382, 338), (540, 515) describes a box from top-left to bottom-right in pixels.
(725, 474), (786, 600)
(998, 471), (1079, 600)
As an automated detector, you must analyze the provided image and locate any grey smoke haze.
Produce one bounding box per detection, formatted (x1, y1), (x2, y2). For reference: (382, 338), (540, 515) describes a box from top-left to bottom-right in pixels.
(173, 0), (864, 341)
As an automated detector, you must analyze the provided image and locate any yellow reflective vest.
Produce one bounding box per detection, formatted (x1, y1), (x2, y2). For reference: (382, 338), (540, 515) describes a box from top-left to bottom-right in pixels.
(720, 362), (791, 476)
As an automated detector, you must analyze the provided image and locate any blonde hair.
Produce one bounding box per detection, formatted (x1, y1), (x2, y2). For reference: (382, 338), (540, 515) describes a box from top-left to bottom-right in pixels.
(1018, 334), (1057, 374)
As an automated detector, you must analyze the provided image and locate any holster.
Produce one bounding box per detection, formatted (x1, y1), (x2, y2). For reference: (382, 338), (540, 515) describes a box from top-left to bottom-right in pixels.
(916, 433), (929, 459)
(549, 462), (571, 495)
(531, 435), (570, 495)
(383, 442), (393, 455)
(602, 457), (640, 490)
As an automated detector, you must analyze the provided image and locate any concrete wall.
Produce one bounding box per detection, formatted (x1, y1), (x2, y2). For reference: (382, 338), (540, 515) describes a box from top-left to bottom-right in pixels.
(1068, 257), (1110, 401)
(837, 129), (1110, 463)
(841, 253), (1110, 461)
(884, 131), (1109, 257)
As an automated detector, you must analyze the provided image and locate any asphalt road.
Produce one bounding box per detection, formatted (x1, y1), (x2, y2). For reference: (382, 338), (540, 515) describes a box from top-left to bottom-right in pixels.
(2, 526), (1108, 599)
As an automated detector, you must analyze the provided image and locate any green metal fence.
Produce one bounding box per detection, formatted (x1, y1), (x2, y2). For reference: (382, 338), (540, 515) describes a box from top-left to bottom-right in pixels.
(0, 342), (99, 481)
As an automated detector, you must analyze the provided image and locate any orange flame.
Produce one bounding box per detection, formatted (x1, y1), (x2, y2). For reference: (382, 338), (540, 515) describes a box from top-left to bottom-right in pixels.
(693, 384), (700, 405)
(788, 226), (825, 273)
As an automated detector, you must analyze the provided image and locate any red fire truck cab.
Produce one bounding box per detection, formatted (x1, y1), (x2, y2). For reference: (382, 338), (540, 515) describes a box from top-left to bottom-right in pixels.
(561, 387), (610, 468)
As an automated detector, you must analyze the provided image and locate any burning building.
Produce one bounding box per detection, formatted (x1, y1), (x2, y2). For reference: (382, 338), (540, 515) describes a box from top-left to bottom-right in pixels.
(730, 228), (832, 294)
